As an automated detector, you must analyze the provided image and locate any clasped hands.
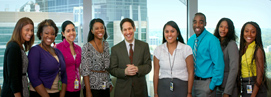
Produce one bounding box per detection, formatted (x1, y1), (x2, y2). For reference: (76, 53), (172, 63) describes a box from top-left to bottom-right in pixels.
(125, 64), (138, 76)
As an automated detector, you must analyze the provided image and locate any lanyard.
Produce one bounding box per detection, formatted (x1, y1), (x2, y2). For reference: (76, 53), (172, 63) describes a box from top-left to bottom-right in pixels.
(168, 43), (177, 81)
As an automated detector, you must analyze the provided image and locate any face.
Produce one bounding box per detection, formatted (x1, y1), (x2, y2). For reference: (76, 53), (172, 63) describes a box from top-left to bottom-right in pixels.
(218, 21), (229, 39)
(193, 15), (206, 36)
(121, 22), (135, 43)
(62, 24), (76, 43)
(91, 22), (105, 40)
(41, 26), (56, 46)
(164, 25), (178, 44)
(21, 24), (34, 43)
(243, 24), (257, 45)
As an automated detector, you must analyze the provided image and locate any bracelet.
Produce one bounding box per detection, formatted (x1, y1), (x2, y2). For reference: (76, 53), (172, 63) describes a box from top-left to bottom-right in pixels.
(154, 93), (158, 95)
(188, 93), (192, 94)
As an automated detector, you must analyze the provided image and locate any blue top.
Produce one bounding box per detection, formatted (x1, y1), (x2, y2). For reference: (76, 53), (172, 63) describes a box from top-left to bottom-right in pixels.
(28, 45), (67, 89)
(187, 29), (224, 90)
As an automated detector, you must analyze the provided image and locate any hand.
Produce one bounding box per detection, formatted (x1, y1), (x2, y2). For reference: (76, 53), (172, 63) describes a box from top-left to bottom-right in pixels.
(110, 85), (113, 92)
(154, 94), (158, 97)
(223, 94), (229, 97)
(209, 89), (213, 93)
(187, 93), (192, 97)
(125, 64), (138, 76)
(86, 92), (93, 97)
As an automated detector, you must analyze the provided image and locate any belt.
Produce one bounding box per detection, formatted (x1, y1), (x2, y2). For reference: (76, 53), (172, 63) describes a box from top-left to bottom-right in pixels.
(242, 76), (256, 82)
(194, 76), (211, 80)
(22, 73), (26, 76)
(91, 70), (107, 73)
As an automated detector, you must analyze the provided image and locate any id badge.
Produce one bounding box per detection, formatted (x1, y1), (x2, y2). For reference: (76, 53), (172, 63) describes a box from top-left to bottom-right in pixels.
(58, 80), (62, 91)
(170, 82), (174, 91)
(102, 82), (107, 90)
(74, 78), (79, 89)
(246, 85), (252, 94)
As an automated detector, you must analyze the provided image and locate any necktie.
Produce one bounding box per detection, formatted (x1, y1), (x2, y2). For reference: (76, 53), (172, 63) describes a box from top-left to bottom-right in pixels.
(193, 39), (198, 65)
(129, 44), (133, 64)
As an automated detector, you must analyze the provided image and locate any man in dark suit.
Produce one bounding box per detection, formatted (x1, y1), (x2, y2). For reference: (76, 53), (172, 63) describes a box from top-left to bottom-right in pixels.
(109, 18), (151, 97)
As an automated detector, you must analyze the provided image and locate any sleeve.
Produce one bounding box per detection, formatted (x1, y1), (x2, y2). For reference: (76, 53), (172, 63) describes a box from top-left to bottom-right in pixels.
(153, 45), (160, 60)
(209, 38), (225, 90)
(183, 45), (193, 59)
(80, 44), (91, 76)
(108, 46), (126, 79)
(223, 42), (239, 95)
(137, 43), (152, 76)
(6, 43), (22, 93)
(27, 46), (43, 88)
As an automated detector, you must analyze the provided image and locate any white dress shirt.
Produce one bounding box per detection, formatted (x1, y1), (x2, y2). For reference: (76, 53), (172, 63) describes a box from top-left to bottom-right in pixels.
(124, 39), (135, 56)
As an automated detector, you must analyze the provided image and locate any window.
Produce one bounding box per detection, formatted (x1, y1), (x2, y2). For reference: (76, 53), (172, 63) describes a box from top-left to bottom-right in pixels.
(0, 0), (83, 85)
(198, 0), (271, 78)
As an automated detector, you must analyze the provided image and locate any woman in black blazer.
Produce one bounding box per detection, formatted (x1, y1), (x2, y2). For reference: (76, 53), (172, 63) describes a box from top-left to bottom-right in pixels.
(1, 17), (35, 97)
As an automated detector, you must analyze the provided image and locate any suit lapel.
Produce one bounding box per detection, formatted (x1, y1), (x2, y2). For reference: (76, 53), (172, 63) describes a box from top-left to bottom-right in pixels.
(119, 40), (131, 64)
(133, 39), (141, 66)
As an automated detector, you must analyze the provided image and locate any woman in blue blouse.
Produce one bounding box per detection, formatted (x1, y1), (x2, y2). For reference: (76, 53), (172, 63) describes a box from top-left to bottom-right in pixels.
(28, 19), (67, 97)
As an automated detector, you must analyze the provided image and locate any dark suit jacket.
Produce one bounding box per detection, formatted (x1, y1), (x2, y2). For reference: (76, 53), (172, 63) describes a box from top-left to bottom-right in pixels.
(1, 41), (23, 97)
(109, 39), (151, 97)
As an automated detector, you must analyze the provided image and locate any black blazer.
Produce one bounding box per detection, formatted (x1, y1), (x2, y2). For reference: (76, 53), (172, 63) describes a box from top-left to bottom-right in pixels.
(1, 41), (23, 97)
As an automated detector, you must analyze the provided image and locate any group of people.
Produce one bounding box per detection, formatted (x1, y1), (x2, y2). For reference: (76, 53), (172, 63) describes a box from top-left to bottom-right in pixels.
(0, 12), (268, 97)
(153, 13), (268, 97)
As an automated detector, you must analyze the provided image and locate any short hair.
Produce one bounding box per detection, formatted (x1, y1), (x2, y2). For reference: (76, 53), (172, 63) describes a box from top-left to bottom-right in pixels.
(7, 17), (34, 52)
(87, 18), (108, 42)
(37, 19), (58, 40)
(162, 21), (184, 44)
(194, 12), (206, 22)
(61, 20), (75, 40)
(120, 18), (135, 31)
(214, 18), (237, 47)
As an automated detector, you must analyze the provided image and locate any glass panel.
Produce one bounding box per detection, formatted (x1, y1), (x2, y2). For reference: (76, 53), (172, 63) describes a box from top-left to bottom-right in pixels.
(199, 0), (271, 78)
(0, 0), (83, 85)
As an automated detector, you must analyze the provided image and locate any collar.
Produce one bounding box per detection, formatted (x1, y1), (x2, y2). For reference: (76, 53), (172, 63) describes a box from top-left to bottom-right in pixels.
(248, 41), (256, 48)
(162, 41), (182, 51)
(196, 29), (208, 41)
(124, 39), (135, 46)
(63, 39), (76, 49)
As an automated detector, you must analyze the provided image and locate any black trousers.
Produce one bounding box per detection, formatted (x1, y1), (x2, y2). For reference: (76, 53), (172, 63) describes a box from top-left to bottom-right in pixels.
(83, 87), (110, 97)
(65, 90), (81, 97)
(30, 91), (59, 97)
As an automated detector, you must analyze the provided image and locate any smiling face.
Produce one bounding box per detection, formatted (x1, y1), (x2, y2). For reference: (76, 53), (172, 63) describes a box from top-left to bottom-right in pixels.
(121, 22), (135, 43)
(41, 26), (56, 46)
(164, 25), (178, 44)
(243, 24), (257, 45)
(193, 15), (206, 36)
(62, 24), (76, 43)
(91, 22), (105, 40)
(21, 24), (34, 43)
(219, 21), (229, 39)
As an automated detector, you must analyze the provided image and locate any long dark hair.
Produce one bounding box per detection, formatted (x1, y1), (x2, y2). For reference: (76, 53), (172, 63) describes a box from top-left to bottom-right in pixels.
(162, 21), (184, 44)
(87, 18), (108, 42)
(7, 17), (34, 52)
(61, 20), (75, 40)
(238, 21), (267, 92)
(214, 18), (237, 47)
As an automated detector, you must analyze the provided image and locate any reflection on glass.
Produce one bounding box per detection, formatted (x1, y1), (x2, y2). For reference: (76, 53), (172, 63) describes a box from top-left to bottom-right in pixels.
(0, 0), (83, 85)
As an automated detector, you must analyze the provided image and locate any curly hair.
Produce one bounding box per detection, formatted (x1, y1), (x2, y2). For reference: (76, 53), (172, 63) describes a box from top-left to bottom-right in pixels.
(37, 19), (58, 40)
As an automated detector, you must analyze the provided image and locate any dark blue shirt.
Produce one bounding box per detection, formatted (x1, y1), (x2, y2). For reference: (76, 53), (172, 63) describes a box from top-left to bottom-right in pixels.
(28, 45), (67, 89)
